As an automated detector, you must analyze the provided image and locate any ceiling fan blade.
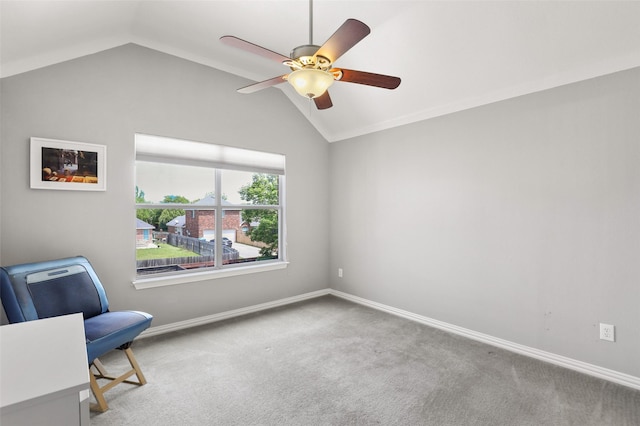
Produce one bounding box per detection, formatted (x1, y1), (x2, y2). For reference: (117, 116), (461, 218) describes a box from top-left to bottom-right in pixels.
(335, 68), (401, 90)
(314, 91), (333, 110)
(314, 19), (370, 63)
(220, 35), (291, 64)
(237, 75), (288, 94)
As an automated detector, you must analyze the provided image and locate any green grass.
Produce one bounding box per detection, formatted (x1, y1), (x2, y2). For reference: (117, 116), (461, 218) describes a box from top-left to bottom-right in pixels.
(136, 244), (198, 260)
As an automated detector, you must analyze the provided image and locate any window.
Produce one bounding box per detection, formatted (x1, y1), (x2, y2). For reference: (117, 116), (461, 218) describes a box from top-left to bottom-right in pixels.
(134, 134), (286, 286)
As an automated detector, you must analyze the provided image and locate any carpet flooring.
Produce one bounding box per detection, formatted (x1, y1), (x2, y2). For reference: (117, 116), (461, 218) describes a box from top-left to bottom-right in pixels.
(90, 295), (640, 425)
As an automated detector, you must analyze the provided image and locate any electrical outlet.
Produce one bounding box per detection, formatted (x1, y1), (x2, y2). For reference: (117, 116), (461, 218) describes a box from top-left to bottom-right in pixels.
(338, 268), (343, 278)
(599, 323), (615, 342)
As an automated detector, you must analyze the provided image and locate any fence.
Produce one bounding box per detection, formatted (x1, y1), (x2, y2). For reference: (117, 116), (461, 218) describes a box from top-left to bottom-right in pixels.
(136, 234), (239, 272)
(167, 234), (216, 255)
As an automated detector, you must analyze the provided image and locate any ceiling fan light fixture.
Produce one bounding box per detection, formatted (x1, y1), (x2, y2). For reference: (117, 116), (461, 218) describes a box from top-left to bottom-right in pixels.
(287, 68), (335, 99)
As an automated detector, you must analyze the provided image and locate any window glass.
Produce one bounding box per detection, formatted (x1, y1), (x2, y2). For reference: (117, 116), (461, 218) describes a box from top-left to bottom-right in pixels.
(232, 209), (279, 263)
(136, 162), (215, 204)
(221, 170), (279, 205)
(135, 135), (285, 279)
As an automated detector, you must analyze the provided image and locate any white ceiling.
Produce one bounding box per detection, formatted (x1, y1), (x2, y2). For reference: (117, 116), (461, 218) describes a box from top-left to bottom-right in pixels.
(2, 1), (639, 142)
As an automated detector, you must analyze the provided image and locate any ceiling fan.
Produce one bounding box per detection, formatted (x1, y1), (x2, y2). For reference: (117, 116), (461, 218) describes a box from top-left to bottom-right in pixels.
(220, 0), (401, 110)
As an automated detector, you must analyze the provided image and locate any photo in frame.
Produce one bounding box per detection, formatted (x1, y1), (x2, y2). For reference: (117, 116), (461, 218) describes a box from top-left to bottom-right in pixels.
(30, 137), (107, 191)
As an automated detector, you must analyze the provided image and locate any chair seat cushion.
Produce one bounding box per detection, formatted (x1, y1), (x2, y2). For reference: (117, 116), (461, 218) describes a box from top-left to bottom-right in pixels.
(84, 311), (153, 363)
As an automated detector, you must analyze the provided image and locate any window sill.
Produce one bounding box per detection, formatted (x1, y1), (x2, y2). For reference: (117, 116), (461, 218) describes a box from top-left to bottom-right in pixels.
(132, 261), (289, 290)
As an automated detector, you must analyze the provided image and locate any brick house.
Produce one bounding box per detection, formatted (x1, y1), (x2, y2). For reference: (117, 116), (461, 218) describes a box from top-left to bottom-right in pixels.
(184, 196), (241, 242)
(237, 220), (268, 248)
(136, 218), (155, 247)
(166, 215), (186, 235)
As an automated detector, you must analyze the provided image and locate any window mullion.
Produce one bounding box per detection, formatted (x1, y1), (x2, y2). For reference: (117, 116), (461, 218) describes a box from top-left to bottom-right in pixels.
(279, 175), (286, 262)
(214, 169), (223, 269)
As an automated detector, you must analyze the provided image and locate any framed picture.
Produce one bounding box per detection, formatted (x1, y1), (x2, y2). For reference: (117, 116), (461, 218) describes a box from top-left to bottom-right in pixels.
(30, 137), (107, 191)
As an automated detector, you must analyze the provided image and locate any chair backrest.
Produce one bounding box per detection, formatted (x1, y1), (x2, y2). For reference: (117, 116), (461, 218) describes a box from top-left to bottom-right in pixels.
(1, 256), (109, 323)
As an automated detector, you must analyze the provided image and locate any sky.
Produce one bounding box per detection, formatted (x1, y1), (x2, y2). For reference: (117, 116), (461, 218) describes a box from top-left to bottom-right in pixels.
(136, 162), (263, 204)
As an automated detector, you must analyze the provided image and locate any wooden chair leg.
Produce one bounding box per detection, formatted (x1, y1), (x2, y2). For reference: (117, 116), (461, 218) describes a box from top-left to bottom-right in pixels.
(89, 370), (110, 412)
(92, 358), (110, 377)
(89, 348), (148, 412)
(124, 347), (147, 385)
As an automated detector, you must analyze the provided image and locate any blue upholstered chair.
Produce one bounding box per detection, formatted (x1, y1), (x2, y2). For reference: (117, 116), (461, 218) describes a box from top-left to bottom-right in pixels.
(1, 256), (153, 412)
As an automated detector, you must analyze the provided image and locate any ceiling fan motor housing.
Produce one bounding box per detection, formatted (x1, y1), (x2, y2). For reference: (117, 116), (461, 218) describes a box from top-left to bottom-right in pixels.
(290, 45), (331, 70)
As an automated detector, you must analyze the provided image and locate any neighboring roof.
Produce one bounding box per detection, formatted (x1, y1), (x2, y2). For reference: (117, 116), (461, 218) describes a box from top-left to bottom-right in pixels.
(136, 218), (154, 230)
(187, 196), (241, 210)
(166, 215), (185, 228)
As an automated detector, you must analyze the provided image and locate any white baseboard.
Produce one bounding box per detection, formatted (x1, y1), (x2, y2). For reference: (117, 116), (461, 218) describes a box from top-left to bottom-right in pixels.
(329, 289), (640, 391)
(140, 289), (331, 338)
(139, 287), (640, 391)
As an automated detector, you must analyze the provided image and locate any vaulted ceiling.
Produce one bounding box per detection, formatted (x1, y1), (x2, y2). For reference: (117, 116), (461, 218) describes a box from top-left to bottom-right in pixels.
(2, 1), (639, 142)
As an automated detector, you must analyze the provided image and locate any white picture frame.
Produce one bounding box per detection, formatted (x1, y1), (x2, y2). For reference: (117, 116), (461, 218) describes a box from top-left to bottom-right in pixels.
(30, 137), (107, 191)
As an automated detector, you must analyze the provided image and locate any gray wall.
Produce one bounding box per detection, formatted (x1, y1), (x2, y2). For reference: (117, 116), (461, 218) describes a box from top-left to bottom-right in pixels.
(2, 42), (638, 379)
(1, 44), (330, 326)
(329, 68), (640, 377)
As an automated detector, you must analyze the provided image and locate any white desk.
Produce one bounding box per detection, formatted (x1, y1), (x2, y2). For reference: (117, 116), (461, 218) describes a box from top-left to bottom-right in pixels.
(0, 313), (90, 426)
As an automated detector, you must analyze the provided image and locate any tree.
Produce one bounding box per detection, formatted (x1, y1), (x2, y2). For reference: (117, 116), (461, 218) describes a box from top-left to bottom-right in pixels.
(238, 175), (278, 205)
(239, 174), (279, 258)
(156, 195), (189, 231)
(136, 189), (191, 231)
(135, 186), (146, 203)
(135, 186), (157, 226)
(162, 195), (190, 204)
(201, 192), (228, 201)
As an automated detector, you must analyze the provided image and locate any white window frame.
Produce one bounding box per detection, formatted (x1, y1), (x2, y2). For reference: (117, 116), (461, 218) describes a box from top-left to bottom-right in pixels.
(133, 134), (287, 290)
